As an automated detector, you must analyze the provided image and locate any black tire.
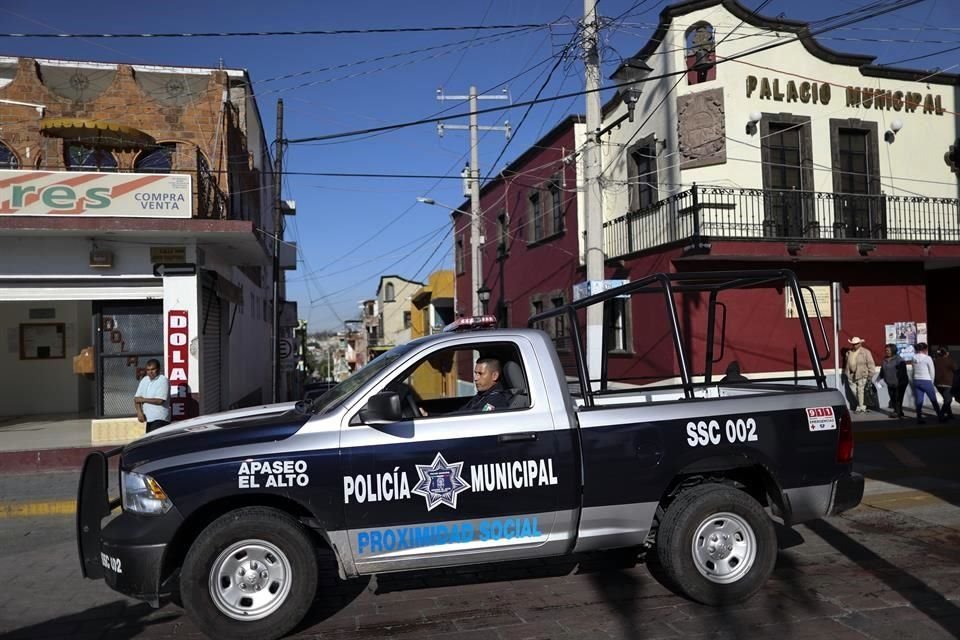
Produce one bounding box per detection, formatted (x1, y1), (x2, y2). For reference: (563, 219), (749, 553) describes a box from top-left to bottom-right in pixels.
(181, 507), (318, 640)
(653, 484), (776, 606)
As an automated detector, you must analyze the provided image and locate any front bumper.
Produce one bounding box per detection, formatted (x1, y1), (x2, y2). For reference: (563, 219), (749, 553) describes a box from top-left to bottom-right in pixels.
(76, 451), (181, 607)
(829, 471), (864, 515)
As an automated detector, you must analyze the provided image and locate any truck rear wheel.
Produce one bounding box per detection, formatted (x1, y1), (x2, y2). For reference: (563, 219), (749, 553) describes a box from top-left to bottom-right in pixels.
(181, 507), (318, 640)
(654, 484), (776, 605)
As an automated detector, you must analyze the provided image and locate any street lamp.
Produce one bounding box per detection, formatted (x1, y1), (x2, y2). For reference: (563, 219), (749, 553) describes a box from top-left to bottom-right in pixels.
(477, 285), (491, 315)
(595, 56), (653, 142)
(417, 196), (484, 317)
(612, 57), (653, 123)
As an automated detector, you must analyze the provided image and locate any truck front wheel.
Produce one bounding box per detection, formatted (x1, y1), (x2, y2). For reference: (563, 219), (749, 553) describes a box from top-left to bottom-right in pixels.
(654, 484), (776, 605)
(181, 507), (318, 640)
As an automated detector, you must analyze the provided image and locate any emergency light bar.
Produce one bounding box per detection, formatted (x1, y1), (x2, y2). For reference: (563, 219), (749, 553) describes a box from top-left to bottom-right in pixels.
(442, 315), (498, 332)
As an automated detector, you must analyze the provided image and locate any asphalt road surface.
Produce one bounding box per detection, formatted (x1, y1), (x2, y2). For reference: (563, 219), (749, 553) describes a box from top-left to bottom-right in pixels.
(1, 434), (958, 640)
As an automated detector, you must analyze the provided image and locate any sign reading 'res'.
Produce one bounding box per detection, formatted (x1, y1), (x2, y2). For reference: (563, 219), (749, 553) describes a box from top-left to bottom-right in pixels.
(167, 310), (190, 420)
(0, 170), (192, 218)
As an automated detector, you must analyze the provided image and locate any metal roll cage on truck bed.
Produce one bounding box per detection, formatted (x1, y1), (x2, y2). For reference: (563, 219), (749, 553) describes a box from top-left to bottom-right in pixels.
(77, 268), (862, 640)
(528, 268), (833, 404)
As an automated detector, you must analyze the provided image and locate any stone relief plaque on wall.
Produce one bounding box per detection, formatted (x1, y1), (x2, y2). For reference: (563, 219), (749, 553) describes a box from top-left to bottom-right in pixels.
(677, 88), (726, 169)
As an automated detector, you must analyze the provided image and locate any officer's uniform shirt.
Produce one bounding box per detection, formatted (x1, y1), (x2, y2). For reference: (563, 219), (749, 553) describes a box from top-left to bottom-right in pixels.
(458, 382), (511, 413)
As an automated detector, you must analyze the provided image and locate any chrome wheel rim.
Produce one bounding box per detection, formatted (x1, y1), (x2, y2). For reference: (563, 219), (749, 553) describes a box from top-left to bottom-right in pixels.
(209, 539), (293, 621)
(691, 511), (756, 584)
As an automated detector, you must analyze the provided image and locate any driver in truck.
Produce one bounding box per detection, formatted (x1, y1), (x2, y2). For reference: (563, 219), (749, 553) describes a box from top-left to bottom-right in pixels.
(456, 357), (511, 413)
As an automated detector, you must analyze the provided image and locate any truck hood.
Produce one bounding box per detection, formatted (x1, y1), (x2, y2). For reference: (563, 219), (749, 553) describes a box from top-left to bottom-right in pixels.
(121, 401), (308, 469)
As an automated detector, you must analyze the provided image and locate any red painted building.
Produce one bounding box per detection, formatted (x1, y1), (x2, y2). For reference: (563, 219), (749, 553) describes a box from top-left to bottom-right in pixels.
(455, 0), (960, 392)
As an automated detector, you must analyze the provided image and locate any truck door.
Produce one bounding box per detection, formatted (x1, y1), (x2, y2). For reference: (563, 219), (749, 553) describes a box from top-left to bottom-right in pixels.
(339, 336), (577, 574)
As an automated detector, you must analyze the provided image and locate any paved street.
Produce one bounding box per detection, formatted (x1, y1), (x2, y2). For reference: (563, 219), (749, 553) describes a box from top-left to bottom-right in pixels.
(2, 434), (959, 640)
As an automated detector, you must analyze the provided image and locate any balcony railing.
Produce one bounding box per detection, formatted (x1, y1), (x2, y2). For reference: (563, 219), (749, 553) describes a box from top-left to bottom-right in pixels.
(604, 185), (960, 259)
(196, 164), (228, 220)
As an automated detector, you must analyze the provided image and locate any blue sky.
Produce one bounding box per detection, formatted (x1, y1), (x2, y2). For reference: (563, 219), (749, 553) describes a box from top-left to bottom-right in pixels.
(1, 0), (958, 331)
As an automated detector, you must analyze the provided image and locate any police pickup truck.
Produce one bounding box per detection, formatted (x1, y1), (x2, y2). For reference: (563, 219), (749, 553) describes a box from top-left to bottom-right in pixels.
(77, 269), (863, 640)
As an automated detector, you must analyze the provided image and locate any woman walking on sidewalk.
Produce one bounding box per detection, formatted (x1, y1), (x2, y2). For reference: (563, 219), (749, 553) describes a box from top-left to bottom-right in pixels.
(912, 343), (943, 424)
(878, 344), (908, 419)
(934, 347), (956, 420)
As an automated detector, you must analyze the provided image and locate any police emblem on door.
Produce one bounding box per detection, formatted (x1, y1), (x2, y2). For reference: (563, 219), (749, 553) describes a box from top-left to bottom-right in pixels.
(412, 452), (471, 510)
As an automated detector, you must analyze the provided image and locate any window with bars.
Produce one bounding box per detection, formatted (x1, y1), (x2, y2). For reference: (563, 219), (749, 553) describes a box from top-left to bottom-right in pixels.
(65, 144), (117, 172)
(549, 177), (564, 234)
(628, 140), (658, 211)
(605, 297), (631, 353)
(135, 143), (175, 173)
(497, 209), (510, 255)
(528, 189), (543, 242)
(455, 237), (465, 274)
(0, 142), (19, 169)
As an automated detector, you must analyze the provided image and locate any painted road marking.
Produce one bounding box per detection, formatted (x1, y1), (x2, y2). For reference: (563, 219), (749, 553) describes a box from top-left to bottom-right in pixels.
(0, 500), (75, 518)
(883, 440), (926, 469)
(861, 489), (959, 510)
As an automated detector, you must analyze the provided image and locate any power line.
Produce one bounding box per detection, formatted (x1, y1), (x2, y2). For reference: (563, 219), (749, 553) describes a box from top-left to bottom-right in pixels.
(0, 23), (559, 39)
(284, 0), (930, 145)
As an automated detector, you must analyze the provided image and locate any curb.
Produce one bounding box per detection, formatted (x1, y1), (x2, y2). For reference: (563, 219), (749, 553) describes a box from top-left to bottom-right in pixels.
(0, 446), (111, 476)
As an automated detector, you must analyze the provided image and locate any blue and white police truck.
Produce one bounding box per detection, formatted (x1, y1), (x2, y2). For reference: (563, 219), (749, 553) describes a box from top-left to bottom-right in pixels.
(77, 270), (863, 640)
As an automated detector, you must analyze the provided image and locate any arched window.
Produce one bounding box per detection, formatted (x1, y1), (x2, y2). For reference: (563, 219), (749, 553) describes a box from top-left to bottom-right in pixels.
(65, 143), (117, 172)
(135, 143), (175, 173)
(0, 142), (19, 169)
(686, 22), (716, 85)
(385, 283), (395, 302)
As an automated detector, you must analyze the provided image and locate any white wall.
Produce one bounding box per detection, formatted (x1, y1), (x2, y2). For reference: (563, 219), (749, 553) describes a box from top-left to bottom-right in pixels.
(601, 4), (960, 236)
(0, 237), (156, 277)
(0, 300), (93, 416)
(203, 246), (272, 407)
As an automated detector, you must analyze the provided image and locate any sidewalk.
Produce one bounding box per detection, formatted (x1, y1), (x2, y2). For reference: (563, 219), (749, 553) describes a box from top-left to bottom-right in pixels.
(0, 414), (125, 476)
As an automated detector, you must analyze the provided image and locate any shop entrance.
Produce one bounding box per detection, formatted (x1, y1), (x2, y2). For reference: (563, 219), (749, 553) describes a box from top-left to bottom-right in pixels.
(94, 301), (163, 418)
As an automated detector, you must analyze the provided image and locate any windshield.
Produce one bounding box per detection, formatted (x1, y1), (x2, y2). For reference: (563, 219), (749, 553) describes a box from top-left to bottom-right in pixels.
(308, 343), (418, 414)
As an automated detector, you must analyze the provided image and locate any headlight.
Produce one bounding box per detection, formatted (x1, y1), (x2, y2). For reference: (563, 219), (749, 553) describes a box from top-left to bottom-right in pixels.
(121, 471), (173, 515)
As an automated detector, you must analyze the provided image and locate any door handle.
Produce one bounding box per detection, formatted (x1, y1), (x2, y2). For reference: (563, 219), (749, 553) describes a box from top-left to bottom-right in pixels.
(498, 432), (537, 443)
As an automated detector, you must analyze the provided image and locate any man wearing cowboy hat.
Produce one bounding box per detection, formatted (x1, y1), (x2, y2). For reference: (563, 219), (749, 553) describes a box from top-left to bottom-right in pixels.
(845, 337), (876, 413)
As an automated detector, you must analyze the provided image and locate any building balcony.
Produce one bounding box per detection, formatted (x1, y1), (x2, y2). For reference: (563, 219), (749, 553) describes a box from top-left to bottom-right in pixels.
(603, 186), (960, 259)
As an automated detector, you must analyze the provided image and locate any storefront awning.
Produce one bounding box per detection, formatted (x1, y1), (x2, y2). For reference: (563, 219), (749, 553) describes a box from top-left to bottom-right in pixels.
(40, 117), (156, 149)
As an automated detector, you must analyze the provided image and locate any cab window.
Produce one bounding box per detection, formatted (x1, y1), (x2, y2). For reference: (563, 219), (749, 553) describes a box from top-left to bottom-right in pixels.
(386, 342), (529, 418)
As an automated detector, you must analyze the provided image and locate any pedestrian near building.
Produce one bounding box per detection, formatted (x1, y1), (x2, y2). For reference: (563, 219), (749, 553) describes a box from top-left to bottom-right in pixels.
(134, 359), (171, 432)
(878, 344), (908, 419)
(911, 343), (942, 424)
(845, 337), (876, 413)
(934, 347), (956, 420)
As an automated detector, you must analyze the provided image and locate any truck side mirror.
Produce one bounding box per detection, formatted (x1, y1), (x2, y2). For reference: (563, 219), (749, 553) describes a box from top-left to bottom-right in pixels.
(359, 391), (403, 425)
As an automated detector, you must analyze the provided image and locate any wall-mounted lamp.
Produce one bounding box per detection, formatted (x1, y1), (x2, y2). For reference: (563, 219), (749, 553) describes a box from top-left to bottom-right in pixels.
(594, 57), (653, 143)
(857, 242), (876, 256)
(884, 119), (903, 144)
(745, 111), (762, 136)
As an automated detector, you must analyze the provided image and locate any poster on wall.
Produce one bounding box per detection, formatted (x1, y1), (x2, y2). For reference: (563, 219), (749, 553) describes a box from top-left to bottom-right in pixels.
(884, 321), (922, 362)
(19, 323), (65, 359)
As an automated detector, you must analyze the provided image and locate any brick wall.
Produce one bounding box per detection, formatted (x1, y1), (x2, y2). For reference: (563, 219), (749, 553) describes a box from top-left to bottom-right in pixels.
(0, 57), (258, 219)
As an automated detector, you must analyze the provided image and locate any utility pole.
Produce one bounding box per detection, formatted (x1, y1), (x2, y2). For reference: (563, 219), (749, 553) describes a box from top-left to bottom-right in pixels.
(582, 0), (604, 386)
(436, 87), (510, 315)
(272, 99), (284, 403)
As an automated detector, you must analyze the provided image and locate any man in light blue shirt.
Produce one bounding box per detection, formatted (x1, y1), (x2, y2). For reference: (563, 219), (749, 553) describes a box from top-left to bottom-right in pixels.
(135, 359), (171, 432)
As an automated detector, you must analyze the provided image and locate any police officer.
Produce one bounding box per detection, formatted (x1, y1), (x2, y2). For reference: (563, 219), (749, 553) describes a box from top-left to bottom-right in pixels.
(458, 357), (511, 413)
